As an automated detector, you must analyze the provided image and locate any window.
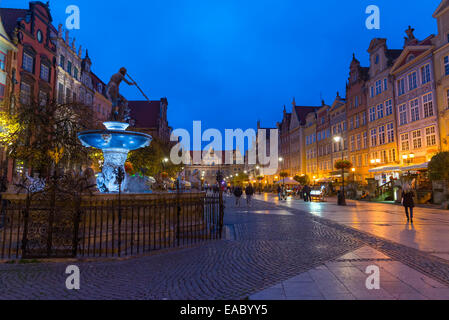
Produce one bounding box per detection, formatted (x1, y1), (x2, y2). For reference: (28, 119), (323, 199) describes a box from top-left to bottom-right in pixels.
(387, 123), (394, 143)
(355, 114), (360, 128)
(412, 130), (422, 149)
(423, 93), (434, 118)
(369, 107), (376, 122)
(370, 86), (374, 98)
(39, 90), (47, 106)
(0, 84), (5, 100)
(363, 131), (368, 149)
(385, 99), (393, 116)
(40, 64), (49, 82)
(408, 72), (417, 90)
(74, 67), (79, 80)
(410, 99), (420, 122)
(60, 55), (65, 69)
(399, 104), (407, 125)
(354, 96), (359, 107)
(425, 126), (436, 146)
(58, 83), (64, 104)
(350, 136), (355, 151)
(66, 88), (72, 103)
(378, 126), (385, 145)
(20, 82), (31, 105)
(349, 117), (354, 131)
(398, 78), (406, 96)
(0, 51), (5, 71)
(447, 89), (449, 109)
(67, 61), (72, 75)
(401, 134), (410, 151)
(362, 112), (367, 125)
(421, 64), (431, 84)
(384, 78), (388, 91)
(377, 104), (384, 119)
(375, 80), (382, 95)
(357, 134), (361, 150)
(370, 128), (377, 147)
(22, 52), (34, 72)
(445, 56), (449, 76)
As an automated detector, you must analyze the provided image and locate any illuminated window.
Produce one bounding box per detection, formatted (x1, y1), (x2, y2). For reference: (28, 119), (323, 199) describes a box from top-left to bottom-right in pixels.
(425, 126), (436, 146)
(387, 123), (394, 143)
(370, 128), (377, 147)
(401, 133), (409, 151)
(378, 125), (385, 145)
(412, 130), (422, 149)
(0, 51), (5, 71)
(423, 93), (434, 118)
(410, 99), (420, 122)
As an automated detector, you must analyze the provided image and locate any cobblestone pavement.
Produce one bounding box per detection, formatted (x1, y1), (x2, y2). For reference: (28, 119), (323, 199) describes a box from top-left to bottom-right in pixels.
(0, 195), (363, 300)
(2, 194), (449, 300)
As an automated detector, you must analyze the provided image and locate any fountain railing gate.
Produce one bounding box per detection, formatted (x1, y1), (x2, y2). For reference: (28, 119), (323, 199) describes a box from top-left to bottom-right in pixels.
(0, 192), (224, 260)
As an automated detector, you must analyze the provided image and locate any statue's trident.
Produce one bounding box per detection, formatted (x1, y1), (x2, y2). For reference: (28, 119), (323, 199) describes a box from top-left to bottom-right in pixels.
(126, 73), (151, 102)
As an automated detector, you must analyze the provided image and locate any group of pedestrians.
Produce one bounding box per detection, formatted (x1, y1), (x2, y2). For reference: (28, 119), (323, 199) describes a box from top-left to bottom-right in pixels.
(233, 183), (255, 207)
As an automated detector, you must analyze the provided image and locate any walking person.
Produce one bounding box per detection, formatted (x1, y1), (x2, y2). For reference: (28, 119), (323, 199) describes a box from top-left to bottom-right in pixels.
(245, 183), (254, 207)
(303, 184), (311, 202)
(277, 184), (282, 201)
(234, 185), (243, 207)
(402, 183), (415, 223)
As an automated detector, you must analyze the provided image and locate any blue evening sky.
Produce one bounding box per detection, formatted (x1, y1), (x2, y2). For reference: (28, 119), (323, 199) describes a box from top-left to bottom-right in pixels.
(1, 0), (441, 149)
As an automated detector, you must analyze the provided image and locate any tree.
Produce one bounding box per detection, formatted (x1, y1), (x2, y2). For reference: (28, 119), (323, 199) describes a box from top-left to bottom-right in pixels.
(280, 171), (289, 179)
(428, 152), (449, 182)
(294, 174), (310, 185)
(1, 99), (98, 177)
(127, 137), (181, 178)
(335, 160), (353, 170)
(231, 173), (249, 186)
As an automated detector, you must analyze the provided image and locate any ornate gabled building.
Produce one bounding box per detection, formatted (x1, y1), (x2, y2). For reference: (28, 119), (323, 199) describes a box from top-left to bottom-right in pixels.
(346, 54), (370, 183)
(433, 0), (449, 150)
(329, 93), (348, 175)
(366, 38), (402, 185)
(53, 24), (81, 106)
(288, 99), (320, 176)
(304, 111), (317, 178)
(0, 2), (57, 107)
(316, 101), (332, 180)
(391, 28), (439, 175)
(128, 98), (171, 142)
(277, 105), (291, 175)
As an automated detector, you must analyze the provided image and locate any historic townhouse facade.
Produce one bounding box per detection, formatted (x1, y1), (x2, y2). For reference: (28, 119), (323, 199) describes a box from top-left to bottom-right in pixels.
(0, 14), (17, 179)
(366, 38), (402, 185)
(346, 54), (370, 182)
(278, 106), (291, 174)
(433, 0), (449, 149)
(304, 111), (317, 177)
(1, 2), (57, 106)
(54, 25), (82, 106)
(288, 100), (320, 176)
(91, 72), (111, 122)
(391, 29), (440, 170)
(316, 103), (332, 180)
(329, 94), (348, 173)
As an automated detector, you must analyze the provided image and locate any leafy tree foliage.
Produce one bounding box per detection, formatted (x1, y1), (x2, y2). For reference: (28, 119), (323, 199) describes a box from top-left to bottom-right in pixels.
(429, 152), (449, 181)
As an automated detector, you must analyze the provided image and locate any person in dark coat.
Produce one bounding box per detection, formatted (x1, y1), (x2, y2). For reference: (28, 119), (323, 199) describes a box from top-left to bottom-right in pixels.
(245, 183), (254, 207)
(401, 184), (415, 223)
(303, 185), (311, 202)
(234, 186), (243, 207)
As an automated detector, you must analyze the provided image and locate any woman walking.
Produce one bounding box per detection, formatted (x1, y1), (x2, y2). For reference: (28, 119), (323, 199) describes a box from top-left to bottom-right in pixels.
(401, 184), (415, 223)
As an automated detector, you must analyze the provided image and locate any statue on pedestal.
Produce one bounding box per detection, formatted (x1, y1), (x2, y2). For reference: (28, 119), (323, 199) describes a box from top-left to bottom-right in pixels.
(106, 67), (135, 121)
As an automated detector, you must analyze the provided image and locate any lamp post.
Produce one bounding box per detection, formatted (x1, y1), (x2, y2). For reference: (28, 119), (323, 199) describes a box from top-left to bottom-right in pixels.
(333, 135), (346, 205)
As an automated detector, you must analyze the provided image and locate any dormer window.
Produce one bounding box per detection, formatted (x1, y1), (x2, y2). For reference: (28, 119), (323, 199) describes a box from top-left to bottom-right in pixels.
(407, 54), (415, 63)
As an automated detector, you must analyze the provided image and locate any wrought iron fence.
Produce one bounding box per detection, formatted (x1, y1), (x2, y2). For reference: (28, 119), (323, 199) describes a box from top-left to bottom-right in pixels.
(0, 193), (223, 260)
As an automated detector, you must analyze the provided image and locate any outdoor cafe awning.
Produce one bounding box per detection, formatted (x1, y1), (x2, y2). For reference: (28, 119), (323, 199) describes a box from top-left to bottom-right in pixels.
(401, 162), (428, 171)
(368, 166), (401, 173)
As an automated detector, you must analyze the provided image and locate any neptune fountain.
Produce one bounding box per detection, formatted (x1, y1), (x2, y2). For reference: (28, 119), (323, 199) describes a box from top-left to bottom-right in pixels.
(78, 67), (153, 193)
(78, 121), (152, 193)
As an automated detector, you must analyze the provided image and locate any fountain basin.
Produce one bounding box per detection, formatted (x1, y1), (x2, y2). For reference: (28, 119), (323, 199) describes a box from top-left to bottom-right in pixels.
(78, 122), (153, 193)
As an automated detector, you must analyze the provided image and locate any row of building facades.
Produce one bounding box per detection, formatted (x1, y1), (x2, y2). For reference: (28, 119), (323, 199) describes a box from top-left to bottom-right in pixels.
(271, 1), (449, 186)
(0, 2), (171, 181)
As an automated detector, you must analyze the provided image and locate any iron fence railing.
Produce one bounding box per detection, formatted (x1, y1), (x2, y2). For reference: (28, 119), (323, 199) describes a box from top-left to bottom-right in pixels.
(0, 193), (223, 260)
